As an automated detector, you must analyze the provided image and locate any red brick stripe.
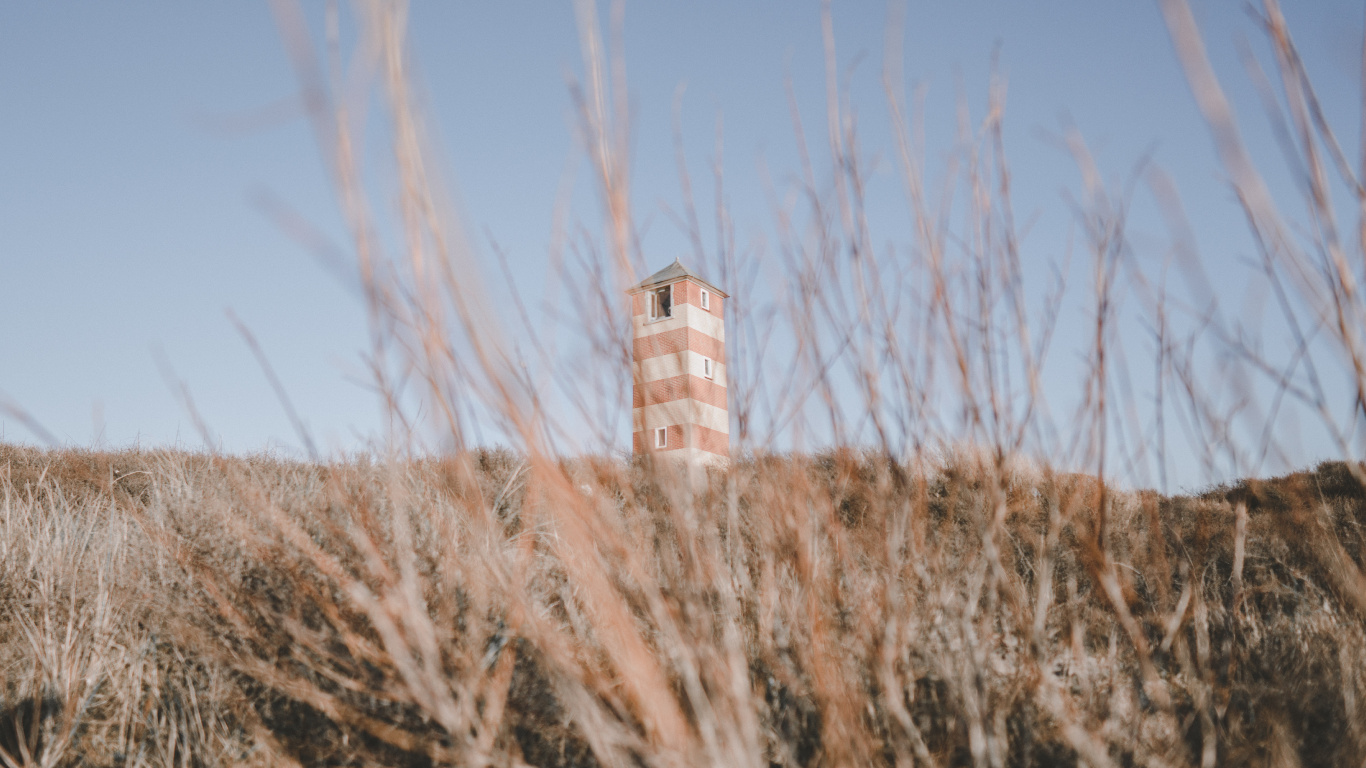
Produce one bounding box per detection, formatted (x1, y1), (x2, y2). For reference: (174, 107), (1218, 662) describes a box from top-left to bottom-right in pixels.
(631, 278), (724, 319)
(632, 424), (686, 453)
(632, 375), (727, 409)
(631, 424), (729, 457)
(633, 328), (724, 362)
(693, 424), (730, 457)
(671, 279), (724, 318)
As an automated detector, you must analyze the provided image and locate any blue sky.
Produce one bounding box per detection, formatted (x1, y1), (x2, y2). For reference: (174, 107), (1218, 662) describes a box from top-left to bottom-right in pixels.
(1, 2), (1362, 486)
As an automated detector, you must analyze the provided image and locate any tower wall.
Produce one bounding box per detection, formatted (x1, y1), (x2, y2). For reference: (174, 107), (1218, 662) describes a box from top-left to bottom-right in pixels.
(629, 275), (729, 465)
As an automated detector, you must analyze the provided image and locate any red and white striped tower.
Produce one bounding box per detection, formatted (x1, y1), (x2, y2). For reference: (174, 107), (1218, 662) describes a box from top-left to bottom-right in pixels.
(628, 260), (729, 466)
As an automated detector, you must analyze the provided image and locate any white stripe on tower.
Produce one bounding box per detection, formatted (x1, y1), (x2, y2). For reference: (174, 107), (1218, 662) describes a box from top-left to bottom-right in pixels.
(633, 353), (727, 387)
(630, 307), (725, 340)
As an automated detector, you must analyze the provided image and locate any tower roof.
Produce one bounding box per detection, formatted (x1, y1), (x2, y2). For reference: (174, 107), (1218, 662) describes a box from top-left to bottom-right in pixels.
(626, 258), (728, 297)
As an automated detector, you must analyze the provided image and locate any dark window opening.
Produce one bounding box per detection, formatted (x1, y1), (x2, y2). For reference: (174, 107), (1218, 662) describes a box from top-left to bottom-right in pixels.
(650, 285), (673, 320)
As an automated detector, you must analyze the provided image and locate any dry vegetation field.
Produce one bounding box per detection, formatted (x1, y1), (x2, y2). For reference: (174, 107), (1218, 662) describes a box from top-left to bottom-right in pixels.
(6, 0), (1366, 765)
(2, 446), (1366, 767)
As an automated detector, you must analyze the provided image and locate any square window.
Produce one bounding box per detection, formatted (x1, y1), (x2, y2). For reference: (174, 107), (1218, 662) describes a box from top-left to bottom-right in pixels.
(703, 357), (714, 380)
(700, 289), (710, 310)
(649, 285), (673, 320)
(654, 427), (668, 448)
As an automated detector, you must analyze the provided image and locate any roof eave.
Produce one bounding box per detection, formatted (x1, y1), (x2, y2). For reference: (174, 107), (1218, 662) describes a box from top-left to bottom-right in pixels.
(627, 274), (728, 298)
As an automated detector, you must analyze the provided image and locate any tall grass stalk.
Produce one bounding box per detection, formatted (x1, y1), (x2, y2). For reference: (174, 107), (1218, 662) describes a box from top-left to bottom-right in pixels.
(4, 0), (1366, 765)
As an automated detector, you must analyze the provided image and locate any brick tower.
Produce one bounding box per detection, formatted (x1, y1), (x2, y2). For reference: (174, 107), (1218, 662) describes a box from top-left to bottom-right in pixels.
(628, 259), (729, 466)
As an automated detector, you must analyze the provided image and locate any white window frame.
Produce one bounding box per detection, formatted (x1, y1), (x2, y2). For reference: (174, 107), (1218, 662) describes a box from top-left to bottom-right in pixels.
(702, 357), (714, 380)
(654, 426), (668, 448)
(700, 288), (710, 310)
(648, 284), (673, 321)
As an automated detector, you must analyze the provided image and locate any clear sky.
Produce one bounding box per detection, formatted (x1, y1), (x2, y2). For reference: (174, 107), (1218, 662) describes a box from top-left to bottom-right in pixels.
(2, 2), (1362, 486)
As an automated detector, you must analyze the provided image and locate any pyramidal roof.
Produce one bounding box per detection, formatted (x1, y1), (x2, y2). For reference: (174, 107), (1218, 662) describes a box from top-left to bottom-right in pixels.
(626, 258), (728, 297)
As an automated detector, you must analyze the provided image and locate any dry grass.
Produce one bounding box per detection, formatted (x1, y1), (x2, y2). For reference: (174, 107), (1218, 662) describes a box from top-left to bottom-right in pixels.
(2, 445), (1366, 767)
(6, 0), (1366, 765)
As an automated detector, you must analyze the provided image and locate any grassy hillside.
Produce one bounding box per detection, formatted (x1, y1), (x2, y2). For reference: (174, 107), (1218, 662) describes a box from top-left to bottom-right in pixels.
(3, 444), (1365, 767)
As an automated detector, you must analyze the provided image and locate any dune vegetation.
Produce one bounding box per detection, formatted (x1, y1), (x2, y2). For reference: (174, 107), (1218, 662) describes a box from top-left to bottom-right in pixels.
(5, 0), (1366, 765)
(2, 446), (1366, 766)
